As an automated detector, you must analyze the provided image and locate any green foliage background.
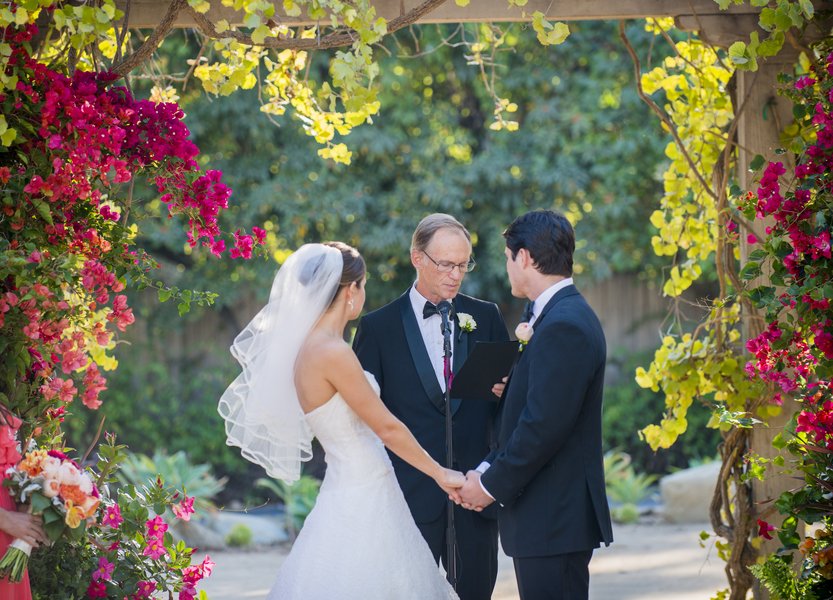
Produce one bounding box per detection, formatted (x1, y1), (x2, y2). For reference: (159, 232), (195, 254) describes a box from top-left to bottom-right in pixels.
(64, 21), (712, 497)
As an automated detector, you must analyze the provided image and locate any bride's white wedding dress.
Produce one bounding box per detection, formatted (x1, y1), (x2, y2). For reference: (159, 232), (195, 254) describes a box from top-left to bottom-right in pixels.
(267, 373), (458, 599)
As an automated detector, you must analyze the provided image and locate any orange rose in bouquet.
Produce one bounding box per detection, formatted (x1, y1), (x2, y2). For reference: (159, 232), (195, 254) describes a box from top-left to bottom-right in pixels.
(0, 448), (100, 582)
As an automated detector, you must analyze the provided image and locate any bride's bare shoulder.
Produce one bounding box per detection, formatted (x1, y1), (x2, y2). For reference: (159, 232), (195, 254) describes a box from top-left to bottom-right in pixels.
(298, 333), (355, 371)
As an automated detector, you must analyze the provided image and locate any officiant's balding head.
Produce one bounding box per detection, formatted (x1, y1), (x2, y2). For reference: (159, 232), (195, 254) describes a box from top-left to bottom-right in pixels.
(410, 214), (474, 304)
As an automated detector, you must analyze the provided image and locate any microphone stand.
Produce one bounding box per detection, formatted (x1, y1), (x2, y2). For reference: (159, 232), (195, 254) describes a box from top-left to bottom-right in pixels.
(437, 300), (457, 589)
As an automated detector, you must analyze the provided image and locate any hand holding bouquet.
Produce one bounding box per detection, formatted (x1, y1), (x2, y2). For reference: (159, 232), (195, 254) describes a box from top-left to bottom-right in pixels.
(0, 448), (100, 582)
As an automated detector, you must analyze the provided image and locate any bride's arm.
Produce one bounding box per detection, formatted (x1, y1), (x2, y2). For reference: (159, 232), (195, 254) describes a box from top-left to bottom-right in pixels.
(324, 344), (464, 492)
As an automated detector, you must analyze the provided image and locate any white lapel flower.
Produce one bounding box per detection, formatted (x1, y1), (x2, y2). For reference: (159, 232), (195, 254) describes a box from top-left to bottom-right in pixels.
(515, 322), (533, 350)
(457, 312), (477, 333)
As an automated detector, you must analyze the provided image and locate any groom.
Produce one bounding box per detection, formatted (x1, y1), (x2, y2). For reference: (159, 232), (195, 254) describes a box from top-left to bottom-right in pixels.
(353, 213), (509, 600)
(456, 210), (613, 600)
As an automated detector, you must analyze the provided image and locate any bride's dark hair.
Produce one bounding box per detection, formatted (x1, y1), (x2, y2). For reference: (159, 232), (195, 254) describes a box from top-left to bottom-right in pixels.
(324, 241), (366, 292)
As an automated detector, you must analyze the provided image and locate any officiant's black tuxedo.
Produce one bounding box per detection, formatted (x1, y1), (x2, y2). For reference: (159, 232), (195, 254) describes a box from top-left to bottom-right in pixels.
(481, 285), (613, 599)
(353, 290), (509, 600)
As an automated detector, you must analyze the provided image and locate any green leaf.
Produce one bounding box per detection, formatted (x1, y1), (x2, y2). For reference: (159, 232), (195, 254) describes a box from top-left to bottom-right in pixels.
(740, 261), (762, 280)
(30, 494), (52, 514)
(41, 509), (62, 524)
(158, 288), (172, 302)
(793, 104), (806, 120)
(747, 249), (768, 262)
(65, 520), (86, 542)
(31, 198), (53, 225)
(749, 154), (766, 171)
(757, 32), (784, 58)
(251, 24), (270, 45)
(798, 0), (814, 18)
(728, 41), (749, 65)
(44, 519), (66, 542)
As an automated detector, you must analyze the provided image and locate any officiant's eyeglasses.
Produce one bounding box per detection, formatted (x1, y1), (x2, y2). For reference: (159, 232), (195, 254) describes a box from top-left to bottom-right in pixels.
(422, 251), (476, 274)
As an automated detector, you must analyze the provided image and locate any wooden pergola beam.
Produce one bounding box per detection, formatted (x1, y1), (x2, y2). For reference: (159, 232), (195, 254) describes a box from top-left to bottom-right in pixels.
(118, 0), (761, 29)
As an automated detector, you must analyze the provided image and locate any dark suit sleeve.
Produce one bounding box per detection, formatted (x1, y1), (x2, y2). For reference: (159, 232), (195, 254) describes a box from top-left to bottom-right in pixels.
(489, 304), (510, 343)
(481, 303), (509, 465)
(352, 316), (383, 389)
(481, 320), (593, 504)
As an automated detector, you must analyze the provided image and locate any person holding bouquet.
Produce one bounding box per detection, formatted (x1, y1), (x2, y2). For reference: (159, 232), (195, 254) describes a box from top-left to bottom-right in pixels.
(0, 410), (47, 599)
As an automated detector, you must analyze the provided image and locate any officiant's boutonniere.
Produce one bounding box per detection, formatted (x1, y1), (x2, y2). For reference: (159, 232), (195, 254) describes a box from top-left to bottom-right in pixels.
(515, 322), (533, 351)
(457, 313), (477, 333)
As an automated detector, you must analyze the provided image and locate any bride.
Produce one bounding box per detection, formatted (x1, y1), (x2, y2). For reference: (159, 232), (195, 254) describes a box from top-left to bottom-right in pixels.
(218, 242), (463, 599)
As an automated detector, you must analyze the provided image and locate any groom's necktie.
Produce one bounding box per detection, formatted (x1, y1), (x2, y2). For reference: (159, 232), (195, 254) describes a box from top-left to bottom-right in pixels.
(521, 301), (535, 324)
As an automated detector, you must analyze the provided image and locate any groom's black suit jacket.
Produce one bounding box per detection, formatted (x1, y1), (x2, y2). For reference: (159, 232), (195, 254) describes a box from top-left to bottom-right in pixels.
(354, 291), (509, 523)
(481, 285), (613, 557)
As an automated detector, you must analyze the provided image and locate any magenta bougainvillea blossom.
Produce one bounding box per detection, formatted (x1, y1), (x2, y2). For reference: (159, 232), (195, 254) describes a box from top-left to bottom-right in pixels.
(1, 22), (263, 430)
(740, 49), (833, 590)
(0, 18), (263, 598)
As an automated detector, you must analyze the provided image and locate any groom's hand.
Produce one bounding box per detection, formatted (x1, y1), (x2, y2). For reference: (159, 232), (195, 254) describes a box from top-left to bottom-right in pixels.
(458, 470), (494, 512)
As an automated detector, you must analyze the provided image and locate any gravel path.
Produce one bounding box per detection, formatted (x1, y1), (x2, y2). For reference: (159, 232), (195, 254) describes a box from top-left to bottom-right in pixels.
(199, 520), (727, 599)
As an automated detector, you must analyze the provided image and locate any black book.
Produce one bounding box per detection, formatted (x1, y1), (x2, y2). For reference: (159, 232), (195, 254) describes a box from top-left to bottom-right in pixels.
(451, 341), (519, 402)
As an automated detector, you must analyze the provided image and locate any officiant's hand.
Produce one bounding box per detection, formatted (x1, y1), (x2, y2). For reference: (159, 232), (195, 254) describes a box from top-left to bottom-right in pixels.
(435, 467), (465, 498)
(457, 470), (495, 512)
(491, 376), (508, 398)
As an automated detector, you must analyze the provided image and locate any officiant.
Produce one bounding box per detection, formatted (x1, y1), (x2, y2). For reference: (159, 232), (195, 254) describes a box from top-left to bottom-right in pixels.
(353, 213), (509, 600)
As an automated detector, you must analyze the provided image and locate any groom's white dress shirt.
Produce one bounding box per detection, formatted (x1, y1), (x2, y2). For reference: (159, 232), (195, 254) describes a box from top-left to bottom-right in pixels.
(477, 277), (574, 500)
(409, 284), (451, 393)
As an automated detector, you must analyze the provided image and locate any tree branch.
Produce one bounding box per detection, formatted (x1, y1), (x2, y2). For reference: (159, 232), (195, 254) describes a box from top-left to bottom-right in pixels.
(112, 0), (189, 75)
(183, 0), (449, 51)
(618, 20), (719, 203)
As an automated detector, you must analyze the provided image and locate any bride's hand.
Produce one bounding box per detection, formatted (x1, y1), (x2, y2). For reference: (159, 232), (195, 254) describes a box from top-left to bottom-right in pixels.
(435, 467), (465, 499)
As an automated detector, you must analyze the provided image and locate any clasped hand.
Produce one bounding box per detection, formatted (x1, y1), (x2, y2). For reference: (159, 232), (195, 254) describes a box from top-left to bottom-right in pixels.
(447, 470), (494, 512)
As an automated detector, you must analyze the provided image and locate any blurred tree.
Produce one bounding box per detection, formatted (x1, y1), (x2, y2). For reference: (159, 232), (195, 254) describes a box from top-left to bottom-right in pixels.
(67, 20), (679, 494)
(157, 20), (673, 310)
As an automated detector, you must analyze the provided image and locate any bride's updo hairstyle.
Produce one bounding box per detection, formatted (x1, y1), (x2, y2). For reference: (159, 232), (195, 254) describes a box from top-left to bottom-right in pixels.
(323, 241), (366, 305)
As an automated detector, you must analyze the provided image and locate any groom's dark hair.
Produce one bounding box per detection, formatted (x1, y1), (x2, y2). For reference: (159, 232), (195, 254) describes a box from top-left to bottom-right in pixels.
(503, 210), (574, 277)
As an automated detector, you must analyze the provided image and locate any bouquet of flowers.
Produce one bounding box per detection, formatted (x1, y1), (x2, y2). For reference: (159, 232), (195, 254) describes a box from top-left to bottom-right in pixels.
(0, 448), (100, 582)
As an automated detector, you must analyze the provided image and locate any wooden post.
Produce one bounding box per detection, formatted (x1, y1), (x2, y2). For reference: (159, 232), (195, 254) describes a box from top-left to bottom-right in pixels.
(736, 55), (798, 600)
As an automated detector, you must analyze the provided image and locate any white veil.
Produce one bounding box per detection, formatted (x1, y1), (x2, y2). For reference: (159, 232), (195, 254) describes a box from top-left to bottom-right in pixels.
(218, 243), (343, 483)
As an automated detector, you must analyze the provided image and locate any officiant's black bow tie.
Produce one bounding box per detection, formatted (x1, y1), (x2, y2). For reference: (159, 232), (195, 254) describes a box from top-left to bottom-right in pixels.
(521, 301), (535, 323)
(423, 301), (440, 319)
(422, 301), (455, 320)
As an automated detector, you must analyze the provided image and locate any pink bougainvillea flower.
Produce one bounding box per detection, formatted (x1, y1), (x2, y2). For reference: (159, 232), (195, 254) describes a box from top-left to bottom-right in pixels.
(182, 555), (215, 584)
(179, 585), (197, 600)
(91, 555), (115, 581)
(142, 536), (167, 560)
(230, 229), (254, 260)
(795, 76), (816, 90)
(86, 580), (107, 599)
(101, 503), (123, 529)
(146, 515), (168, 538)
(252, 226), (267, 244)
(135, 581), (157, 598)
(210, 238), (226, 257)
(173, 495), (195, 521)
(757, 519), (775, 540)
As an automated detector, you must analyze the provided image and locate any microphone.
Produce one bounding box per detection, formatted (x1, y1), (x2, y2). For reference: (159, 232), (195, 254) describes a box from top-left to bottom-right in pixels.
(437, 300), (453, 336)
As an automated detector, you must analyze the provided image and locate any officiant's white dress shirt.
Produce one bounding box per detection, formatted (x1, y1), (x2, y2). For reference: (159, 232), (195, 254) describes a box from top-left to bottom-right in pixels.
(477, 277), (574, 500)
(409, 284), (453, 392)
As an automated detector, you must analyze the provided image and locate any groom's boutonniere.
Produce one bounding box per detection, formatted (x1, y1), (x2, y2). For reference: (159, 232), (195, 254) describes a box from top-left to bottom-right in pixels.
(457, 313), (477, 333)
(515, 322), (533, 351)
